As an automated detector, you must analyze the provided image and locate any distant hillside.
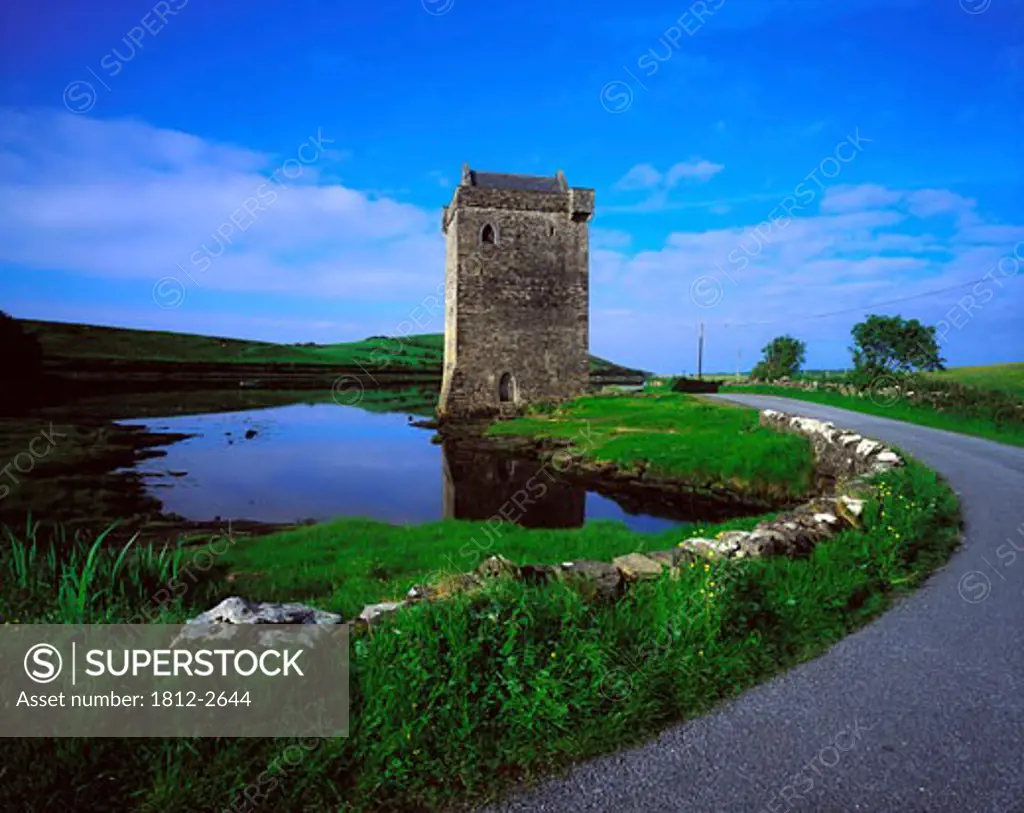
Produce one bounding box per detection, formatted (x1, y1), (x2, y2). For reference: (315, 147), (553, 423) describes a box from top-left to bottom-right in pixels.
(926, 364), (1024, 399)
(19, 319), (646, 378)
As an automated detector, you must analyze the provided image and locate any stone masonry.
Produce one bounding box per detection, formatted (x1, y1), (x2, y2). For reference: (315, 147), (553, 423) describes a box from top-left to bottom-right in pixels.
(437, 164), (594, 417)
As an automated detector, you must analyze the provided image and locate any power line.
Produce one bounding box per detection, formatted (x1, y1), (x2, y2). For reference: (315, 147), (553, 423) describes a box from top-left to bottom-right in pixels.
(715, 274), (1004, 329)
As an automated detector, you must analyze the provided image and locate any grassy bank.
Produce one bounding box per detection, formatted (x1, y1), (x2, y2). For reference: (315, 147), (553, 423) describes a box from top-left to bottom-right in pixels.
(0, 520), (202, 624)
(488, 392), (817, 499)
(209, 513), (770, 619)
(1, 456), (961, 811)
(723, 383), (1024, 447)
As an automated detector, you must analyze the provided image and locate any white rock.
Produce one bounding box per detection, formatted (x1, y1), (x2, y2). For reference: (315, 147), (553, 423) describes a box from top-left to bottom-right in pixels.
(839, 434), (862, 446)
(855, 439), (883, 457)
(875, 450), (901, 464)
(816, 426), (839, 443)
(178, 597), (342, 648)
(839, 496), (865, 517)
(358, 601), (406, 625)
(813, 513), (839, 524)
(795, 418), (829, 436)
(679, 537), (720, 556)
(186, 596), (343, 625)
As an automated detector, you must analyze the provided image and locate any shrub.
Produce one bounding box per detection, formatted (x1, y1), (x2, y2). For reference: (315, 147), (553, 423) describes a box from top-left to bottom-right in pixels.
(0, 311), (44, 389)
(850, 314), (944, 379)
(751, 335), (806, 380)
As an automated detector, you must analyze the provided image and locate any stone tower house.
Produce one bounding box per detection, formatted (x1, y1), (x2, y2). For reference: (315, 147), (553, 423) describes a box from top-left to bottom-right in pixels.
(438, 164), (594, 417)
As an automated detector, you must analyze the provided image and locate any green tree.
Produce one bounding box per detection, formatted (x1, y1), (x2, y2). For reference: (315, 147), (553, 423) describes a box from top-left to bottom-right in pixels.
(751, 335), (806, 380)
(850, 314), (945, 378)
(0, 311), (44, 388)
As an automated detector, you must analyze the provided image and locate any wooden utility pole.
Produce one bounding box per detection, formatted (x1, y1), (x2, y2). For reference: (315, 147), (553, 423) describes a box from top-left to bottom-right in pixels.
(697, 321), (705, 380)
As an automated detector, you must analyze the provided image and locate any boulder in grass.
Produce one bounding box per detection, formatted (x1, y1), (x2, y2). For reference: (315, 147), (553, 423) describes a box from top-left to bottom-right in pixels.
(476, 554), (521, 580)
(837, 495), (867, 527)
(407, 584), (437, 601)
(518, 563), (559, 585)
(612, 552), (665, 581)
(679, 537), (719, 557)
(433, 572), (485, 598)
(714, 531), (752, 556)
(646, 549), (689, 568)
(186, 596), (343, 626)
(178, 596), (343, 647)
(358, 601), (407, 626)
(558, 560), (624, 601)
(737, 528), (788, 558)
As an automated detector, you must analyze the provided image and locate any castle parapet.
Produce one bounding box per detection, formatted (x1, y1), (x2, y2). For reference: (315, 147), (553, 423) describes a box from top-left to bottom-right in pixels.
(569, 188), (595, 222)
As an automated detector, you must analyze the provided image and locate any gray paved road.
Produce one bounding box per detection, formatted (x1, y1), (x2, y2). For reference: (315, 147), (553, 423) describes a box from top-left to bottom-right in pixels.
(482, 395), (1024, 813)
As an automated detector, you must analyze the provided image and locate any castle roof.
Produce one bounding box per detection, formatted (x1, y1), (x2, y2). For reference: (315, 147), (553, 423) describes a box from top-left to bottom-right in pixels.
(466, 169), (566, 193)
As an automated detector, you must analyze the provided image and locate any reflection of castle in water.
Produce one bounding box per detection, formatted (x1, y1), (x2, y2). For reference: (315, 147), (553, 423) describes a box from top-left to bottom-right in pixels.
(441, 442), (585, 529)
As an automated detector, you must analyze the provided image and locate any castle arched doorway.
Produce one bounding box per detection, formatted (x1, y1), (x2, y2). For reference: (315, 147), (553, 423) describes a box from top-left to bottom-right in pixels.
(499, 372), (517, 403)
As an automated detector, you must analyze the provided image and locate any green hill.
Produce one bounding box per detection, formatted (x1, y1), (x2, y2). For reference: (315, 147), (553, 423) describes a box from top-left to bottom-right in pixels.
(19, 319), (644, 376)
(926, 363), (1024, 399)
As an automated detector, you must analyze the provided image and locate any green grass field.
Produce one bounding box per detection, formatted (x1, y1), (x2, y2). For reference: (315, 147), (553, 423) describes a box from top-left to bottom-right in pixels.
(926, 363), (1024, 398)
(20, 318), (636, 374)
(701, 365), (1024, 395)
(489, 392), (816, 499)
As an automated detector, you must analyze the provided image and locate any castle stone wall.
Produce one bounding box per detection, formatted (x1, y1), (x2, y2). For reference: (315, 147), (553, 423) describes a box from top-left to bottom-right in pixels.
(438, 174), (592, 417)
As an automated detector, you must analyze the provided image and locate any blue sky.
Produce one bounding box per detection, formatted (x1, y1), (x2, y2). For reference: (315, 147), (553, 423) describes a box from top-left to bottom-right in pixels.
(0, 0), (1021, 373)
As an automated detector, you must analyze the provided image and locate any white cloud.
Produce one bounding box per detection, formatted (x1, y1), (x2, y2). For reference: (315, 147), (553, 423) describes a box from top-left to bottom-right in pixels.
(822, 184), (980, 227)
(613, 158), (723, 194)
(821, 184), (904, 213)
(905, 188), (977, 221)
(665, 159), (724, 185)
(608, 158), (726, 215)
(0, 108), (442, 301)
(590, 228), (633, 249)
(589, 182), (1023, 370)
(613, 163), (662, 190)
